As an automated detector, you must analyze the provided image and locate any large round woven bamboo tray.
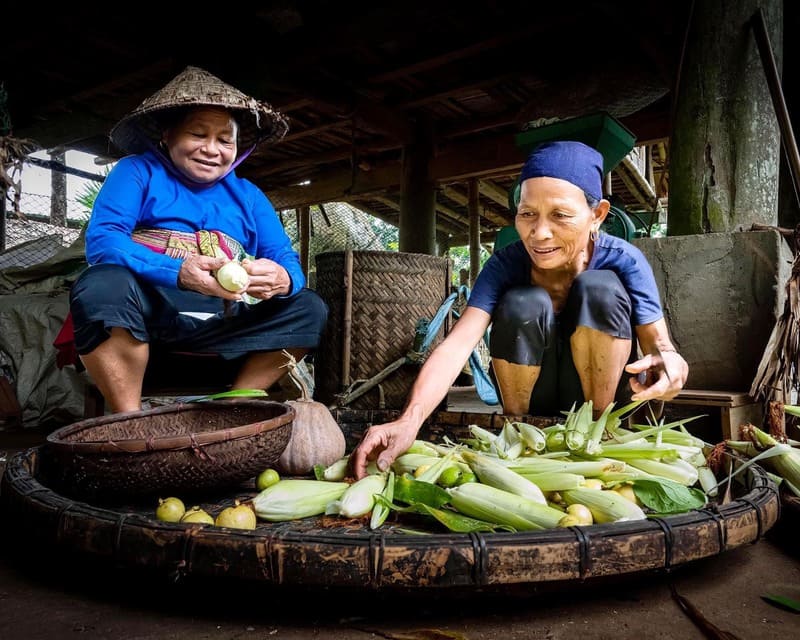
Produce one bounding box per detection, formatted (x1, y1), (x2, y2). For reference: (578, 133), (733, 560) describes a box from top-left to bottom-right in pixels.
(1, 426), (780, 591)
(40, 400), (294, 503)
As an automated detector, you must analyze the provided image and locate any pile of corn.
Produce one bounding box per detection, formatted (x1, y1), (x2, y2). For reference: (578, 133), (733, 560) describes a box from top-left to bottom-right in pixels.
(723, 405), (800, 497)
(253, 399), (715, 533)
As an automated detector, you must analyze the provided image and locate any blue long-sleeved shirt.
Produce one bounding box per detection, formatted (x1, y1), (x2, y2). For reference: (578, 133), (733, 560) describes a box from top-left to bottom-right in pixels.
(85, 150), (305, 294)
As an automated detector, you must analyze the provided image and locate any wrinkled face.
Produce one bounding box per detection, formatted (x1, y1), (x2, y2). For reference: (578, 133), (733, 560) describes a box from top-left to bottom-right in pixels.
(515, 176), (607, 272)
(162, 107), (238, 183)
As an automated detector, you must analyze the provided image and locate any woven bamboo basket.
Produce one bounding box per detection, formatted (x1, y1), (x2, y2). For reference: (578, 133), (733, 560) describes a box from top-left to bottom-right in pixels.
(314, 250), (451, 410)
(40, 400), (294, 503)
(0, 408), (780, 591)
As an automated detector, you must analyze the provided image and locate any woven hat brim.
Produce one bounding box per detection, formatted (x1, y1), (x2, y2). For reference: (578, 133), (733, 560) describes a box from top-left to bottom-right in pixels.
(109, 66), (289, 156)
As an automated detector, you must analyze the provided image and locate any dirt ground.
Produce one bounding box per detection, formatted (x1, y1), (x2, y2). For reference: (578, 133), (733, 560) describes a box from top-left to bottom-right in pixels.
(2, 414), (800, 639)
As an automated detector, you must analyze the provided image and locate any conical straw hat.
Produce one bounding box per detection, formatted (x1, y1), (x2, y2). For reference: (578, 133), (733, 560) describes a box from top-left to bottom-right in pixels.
(110, 66), (288, 156)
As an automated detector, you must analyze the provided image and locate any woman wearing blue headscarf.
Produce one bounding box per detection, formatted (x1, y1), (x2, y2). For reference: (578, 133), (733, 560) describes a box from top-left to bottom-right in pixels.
(351, 140), (687, 478)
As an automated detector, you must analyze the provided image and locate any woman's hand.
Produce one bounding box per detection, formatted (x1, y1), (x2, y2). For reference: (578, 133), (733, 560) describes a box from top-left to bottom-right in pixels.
(350, 417), (421, 480)
(242, 258), (291, 300)
(626, 349), (688, 401)
(178, 254), (244, 300)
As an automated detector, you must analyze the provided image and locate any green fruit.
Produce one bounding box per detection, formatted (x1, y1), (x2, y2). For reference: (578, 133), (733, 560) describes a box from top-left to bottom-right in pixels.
(255, 468), (281, 491)
(455, 471), (477, 486)
(180, 506), (214, 525)
(155, 497), (185, 522)
(215, 501), (257, 530)
(437, 466), (462, 488)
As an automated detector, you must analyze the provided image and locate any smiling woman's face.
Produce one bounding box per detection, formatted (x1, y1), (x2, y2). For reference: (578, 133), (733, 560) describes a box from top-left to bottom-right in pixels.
(162, 107), (238, 183)
(515, 176), (606, 272)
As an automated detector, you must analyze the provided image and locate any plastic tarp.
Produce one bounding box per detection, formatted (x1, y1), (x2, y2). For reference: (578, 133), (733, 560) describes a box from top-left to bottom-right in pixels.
(0, 231), (88, 429)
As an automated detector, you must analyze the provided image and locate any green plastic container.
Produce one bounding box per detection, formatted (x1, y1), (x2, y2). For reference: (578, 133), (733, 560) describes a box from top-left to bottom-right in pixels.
(506, 112), (638, 216)
(514, 112), (637, 174)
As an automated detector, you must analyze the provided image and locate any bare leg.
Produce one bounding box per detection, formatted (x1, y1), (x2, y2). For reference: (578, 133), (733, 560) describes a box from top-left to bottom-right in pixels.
(491, 358), (541, 415)
(571, 326), (631, 418)
(79, 327), (149, 413)
(233, 348), (308, 391)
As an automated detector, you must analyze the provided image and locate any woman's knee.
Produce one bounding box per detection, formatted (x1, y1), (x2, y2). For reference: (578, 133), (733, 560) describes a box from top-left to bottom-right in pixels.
(567, 271), (632, 339)
(571, 271), (629, 312)
(300, 289), (329, 333)
(494, 286), (552, 327)
(70, 264), (143, 309)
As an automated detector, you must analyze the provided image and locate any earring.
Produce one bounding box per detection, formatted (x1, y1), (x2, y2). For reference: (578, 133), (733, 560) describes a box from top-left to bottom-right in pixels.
(590, 228), (599, 242)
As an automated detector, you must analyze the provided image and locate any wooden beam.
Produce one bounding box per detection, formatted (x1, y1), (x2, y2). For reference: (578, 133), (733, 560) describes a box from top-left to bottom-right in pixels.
(299, 205), (310, 277)
(614, 156), (661, 211)
(439, 185), (511, 228)
(267, 162), (400, 210)
(478, 179), (511, 209)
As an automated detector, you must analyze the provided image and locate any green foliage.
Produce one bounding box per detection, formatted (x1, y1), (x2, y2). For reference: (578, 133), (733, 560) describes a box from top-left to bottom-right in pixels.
(447, 245), (491, 285)
(73, 169), (110, 225)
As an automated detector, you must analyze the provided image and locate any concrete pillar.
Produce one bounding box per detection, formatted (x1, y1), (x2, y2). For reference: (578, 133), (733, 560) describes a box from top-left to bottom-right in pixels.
(399, 122), (436, 254)
(669, 0), (783, 235)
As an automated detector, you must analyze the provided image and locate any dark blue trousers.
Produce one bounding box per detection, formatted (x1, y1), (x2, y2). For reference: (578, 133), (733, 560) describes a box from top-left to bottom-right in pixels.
(70, 264), (328, 359)
(489, 270), (635, 416)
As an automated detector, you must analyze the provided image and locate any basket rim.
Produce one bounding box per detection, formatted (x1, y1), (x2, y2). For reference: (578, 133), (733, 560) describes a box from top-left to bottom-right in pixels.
(45, 400), (295, 455)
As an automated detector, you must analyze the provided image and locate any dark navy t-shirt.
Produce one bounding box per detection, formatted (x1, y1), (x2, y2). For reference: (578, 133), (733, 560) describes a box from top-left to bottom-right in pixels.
(468, 233), (663, 326)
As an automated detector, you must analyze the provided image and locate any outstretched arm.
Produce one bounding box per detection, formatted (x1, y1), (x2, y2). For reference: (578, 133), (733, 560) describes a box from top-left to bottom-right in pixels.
(350, 306), (492, 478)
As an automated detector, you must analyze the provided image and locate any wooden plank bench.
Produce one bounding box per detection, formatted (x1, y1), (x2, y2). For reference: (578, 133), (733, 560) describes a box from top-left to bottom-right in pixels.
(666, 389), (763, 440)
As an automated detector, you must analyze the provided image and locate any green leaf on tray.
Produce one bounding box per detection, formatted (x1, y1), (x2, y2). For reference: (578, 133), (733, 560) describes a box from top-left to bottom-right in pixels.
(392, 474), (451, 509)
(762, 593), (800, 613)
(373, 495), (513, 533)
(189, 389), (269, 402)
(633, 477), (707, 514)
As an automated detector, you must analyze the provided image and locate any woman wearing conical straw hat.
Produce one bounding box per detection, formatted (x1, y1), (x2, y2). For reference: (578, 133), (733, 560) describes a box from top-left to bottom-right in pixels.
(67, 66), (328, 413)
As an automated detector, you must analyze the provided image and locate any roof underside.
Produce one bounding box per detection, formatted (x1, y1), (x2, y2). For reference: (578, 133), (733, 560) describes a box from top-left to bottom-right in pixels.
(3, 1), (690, 243)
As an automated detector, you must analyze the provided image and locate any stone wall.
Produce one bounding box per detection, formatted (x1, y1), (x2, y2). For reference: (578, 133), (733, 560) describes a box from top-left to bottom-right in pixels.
(634, 229), (792, 391)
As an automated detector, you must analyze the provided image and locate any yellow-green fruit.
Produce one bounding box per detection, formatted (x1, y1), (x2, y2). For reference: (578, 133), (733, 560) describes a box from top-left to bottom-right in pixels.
(455, 471), (477, 485)
(566, 503), (594, 525)
(614, 484), (641, 506)
(155, 497), (185, 522)
(558, 514), (583, 527)
(256, 468), (281, 491)
(437, 466), (462, 488)
(216, 261), (249, 292)
(413, 464), (432, 478)
(180, 506), (214, 525)
(215, 501), (257, 530)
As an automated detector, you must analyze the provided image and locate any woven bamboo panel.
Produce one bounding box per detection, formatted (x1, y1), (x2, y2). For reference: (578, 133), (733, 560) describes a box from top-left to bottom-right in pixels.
(314, 251), (450, 409)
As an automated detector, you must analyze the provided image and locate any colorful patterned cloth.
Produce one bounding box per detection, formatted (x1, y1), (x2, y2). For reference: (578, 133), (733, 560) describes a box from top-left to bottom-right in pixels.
(131, 228), (249, 261)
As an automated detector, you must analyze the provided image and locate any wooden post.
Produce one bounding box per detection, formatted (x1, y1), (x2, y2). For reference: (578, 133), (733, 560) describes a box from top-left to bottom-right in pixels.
(299, 205), (310, 278)
(751, 7), (800, 206)
(603, 172), (612, 196)
(342, 249), (354, 388)
(50, 148), (67, 226)
(468, 177), (480, 286)
(399, 121), (436, 254)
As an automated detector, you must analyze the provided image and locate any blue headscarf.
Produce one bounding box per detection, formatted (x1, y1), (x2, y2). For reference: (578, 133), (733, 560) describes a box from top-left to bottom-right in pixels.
(519, 141), (604, 200)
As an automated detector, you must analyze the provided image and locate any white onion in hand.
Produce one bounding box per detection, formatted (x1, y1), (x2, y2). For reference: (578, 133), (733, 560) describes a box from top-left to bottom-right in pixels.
(216, 260), (249, 291)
